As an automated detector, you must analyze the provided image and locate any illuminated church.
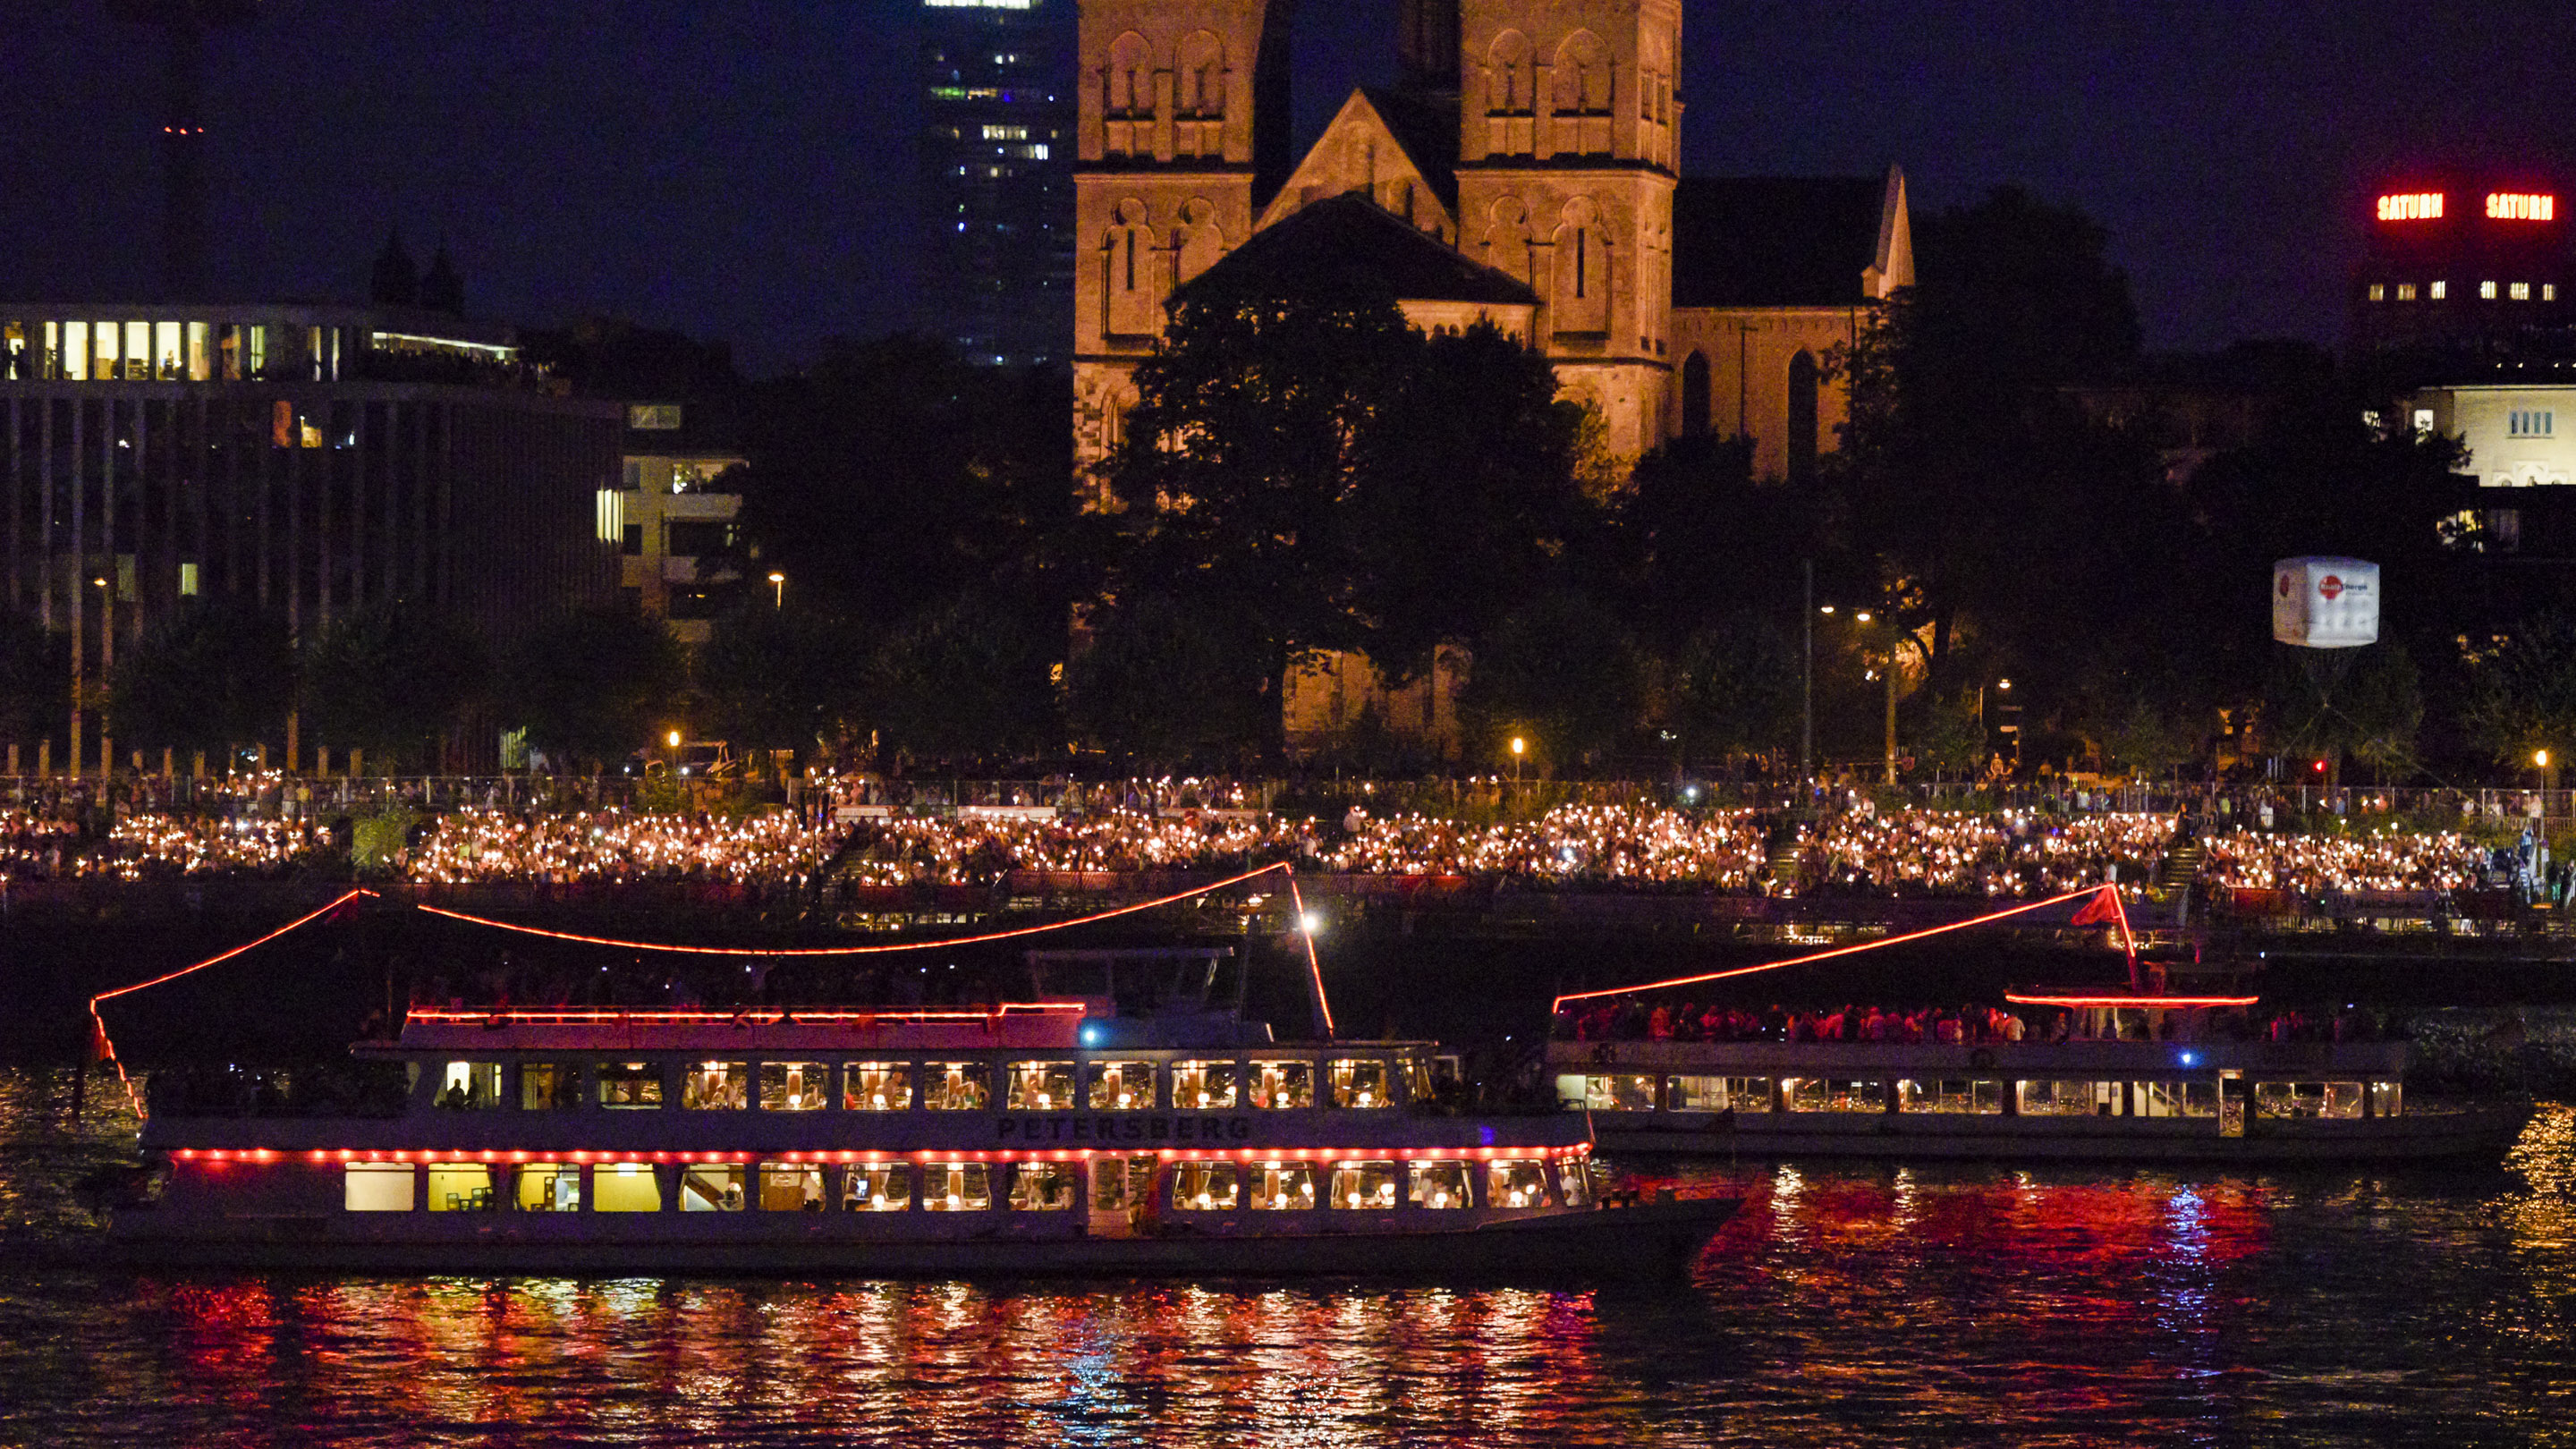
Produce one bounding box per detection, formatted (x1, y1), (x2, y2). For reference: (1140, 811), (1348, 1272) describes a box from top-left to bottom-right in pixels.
(1068, 0), (1913, 747)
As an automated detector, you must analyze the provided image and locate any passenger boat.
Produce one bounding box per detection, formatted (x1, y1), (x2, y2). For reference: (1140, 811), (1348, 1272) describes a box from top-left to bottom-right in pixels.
(113, 976), (1735, 1277)
(1549, 993), (2533, 1164)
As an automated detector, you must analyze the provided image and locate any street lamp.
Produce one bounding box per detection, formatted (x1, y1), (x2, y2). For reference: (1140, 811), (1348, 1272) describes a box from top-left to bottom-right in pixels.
(1510, 735), (1526, 784)
(666, 730), (682, 749)
(767, 572), (786, 609)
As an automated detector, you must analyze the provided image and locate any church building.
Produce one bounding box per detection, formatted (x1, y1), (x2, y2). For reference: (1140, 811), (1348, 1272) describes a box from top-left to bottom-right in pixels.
(1068, 0), (1912, 750)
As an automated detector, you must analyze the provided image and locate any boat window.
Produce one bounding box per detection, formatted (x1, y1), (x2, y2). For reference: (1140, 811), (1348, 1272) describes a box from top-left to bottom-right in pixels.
(1090, 1156), (1157, 1212)
(520, 1063), (582, 1111)
(594, 1162), (664, 1212)
(343, 1163), (413, 1212)
(1249, 1059), (1315, 1109)
(2134, 1081), (2220, 1118)
(922, 1162), (993, 1210)
(1007, 1162), (1079, 1210)
(843, 1163), (912, 1211)
(1171, 1060), (1238, 1109)
(681, 1164), (746, 1210)
(1405, 1057), (1437, 1106)
(683, 1062), (750, 1110)
(436, 1061), (502, 1110)
(1005, 1060), (1078, 1111)
(1247, 1161), (1317, 1209)
(1487, 1160), (1548, 1209)
(1171, 1161), (1240, 1211)
(843, 1061), (913, 1111)
(1330, 1160), (1399, 1210)
(1896, 1080), (2002, 1114)
(758, 1162), (826, 1211)
(1557, 1159), (1597, 1208)
(924, 1063), (993, 1111)
(2371, 1080), (2404, 1117)
(2016, 1080), (2123, 1117)
(427, 1163), (496, 1212)
(1327, 1059), (1392, 1109)
(1572, 1073), (1657, 1111)
(1668, 1075), (1770, 1112)
(1784, 1078), (1886, 1113)
(1409, 1159), (1472, 1209)
(1086, 1060), (1156, 1110)
(515, 1163), (581, 1212)
(597, 1062), (664, 1109)
(758, 1062), (831, 1111)
(2254, 1081), (2363, 1119)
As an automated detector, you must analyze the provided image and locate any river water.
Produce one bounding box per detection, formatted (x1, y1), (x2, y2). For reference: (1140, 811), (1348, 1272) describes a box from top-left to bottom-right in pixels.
(4, 1069), (2574, 1446)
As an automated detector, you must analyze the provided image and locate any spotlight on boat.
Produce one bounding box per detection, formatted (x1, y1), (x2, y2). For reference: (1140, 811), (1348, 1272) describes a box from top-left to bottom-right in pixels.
(1300, 911), (1323, 935)
(2179, 1051), (2198, 1067)
(1080, 1021), (1106, 1048)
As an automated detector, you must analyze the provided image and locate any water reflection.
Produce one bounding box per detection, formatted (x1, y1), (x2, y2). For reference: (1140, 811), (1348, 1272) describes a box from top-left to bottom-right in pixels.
(3, 1080), (2576, 1444)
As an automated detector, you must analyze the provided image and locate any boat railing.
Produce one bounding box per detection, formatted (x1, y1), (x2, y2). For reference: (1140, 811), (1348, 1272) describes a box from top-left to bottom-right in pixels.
(144, 1063), (410, 1120)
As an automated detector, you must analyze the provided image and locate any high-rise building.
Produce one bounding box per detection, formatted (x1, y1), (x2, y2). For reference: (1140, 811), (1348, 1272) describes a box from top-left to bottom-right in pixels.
(920, 0), (1077, 368)
(2352, 174), (2573, 358)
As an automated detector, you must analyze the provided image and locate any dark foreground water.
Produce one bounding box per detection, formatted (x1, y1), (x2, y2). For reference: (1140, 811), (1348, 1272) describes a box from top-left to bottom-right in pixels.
(4, 1071), (2576, 1446)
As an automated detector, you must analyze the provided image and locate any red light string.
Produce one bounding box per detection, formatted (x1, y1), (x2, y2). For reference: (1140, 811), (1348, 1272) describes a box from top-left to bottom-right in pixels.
(2004, 993), (2257, 1009)
(88, 887), (379, 1117)
(1286, 875), (1337, 1040)
(1551, 884), (2130, 1012)
(411, 860), (1298, 955)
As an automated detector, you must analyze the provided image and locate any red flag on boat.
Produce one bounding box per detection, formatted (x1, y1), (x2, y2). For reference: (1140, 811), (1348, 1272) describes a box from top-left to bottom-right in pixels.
(2069, 886), (2122, 927)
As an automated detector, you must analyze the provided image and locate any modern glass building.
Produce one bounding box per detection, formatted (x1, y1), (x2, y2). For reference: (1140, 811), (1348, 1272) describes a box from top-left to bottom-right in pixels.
(919, 0), (1076, 367)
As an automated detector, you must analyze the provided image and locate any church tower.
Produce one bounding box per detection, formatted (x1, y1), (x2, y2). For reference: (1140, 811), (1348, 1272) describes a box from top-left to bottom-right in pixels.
(1072, 0), (1297, 488)
(1452, 0), (1680, 461)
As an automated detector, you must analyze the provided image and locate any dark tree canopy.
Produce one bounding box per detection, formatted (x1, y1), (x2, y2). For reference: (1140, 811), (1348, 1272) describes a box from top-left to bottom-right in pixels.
(1066, 593), (1266, 770)
(300, 599), (488, 770)
(106, 596), (294, 758)
(0, 611), (69, 750)
(693, 602), (873, 765)
(496, 606), (684, 770)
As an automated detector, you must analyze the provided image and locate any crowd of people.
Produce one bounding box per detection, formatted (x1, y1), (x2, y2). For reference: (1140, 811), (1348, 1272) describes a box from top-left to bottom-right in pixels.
(0, 795), (2525, 901)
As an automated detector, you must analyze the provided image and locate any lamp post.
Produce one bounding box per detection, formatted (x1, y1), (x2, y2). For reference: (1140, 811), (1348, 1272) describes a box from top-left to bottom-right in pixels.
(1801, 559), (1814, 791)
(767, 572), (785, 610)
(1509, 734), (1525, 785)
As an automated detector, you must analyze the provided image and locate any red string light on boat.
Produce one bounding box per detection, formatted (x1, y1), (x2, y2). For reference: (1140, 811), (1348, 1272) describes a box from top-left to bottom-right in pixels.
(1550, 885), (2129, 1012)
(402, 1004), (1089, 1027)
(88, 888), (378, 1117)
(412, 860), (1298, 955)
(1286, 874), (1337, 1040)
(2003, 993), (2258, 1009)
(176, 1144), (1590, 1165)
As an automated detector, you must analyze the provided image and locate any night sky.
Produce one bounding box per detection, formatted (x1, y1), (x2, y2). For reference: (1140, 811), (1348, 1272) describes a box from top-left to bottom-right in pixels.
(4, 0), (2570, 374)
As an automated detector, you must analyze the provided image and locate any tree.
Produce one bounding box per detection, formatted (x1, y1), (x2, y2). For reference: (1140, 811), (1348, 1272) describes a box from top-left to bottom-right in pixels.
(868, 591), (1061, 765)
(496, 606), (683, 771)
(694, 602), (873, 766)
(300, 599), (488, 770)
(0, 610), (68, 751)
(2265, 642), (2424, 781)
(1663, 614), (1801, 766)
(106, 596), (295, 760)
(2462, 612), (2576, 769)
(1457, 590), (1644, 768)
(1065, 594), (1265, 769)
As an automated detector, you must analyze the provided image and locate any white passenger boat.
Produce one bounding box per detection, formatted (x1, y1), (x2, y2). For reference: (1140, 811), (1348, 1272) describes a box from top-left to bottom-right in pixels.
(1549, 993), (2532, 1164)
(114, 993), (1734, 1277)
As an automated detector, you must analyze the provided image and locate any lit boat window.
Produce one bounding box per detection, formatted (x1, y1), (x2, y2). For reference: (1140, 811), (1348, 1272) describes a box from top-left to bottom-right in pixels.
(2133, 1081), (2220, 1118)
(343, 1163), (413, 1212)
(758, 1061), (831, 1112)
(1557, 1159), (1597, 1208)
(1667, 1075), (1770, 1112)
(1085, 1060), (1156, 1111)
(1572, 1073), (1656, 1111)
(594, 1162), (663, 1212)
(1169, 1060), (1237, 1110)
(1784, 1078), (1887, 1114)
(758, 1162), (826, 1211)
(1248, 1059), (1315, 1109)
(843, 1163), (912, 1211)
(924, 1063), (992, 1112)
(436, 1061), (502, 1110)
(1326, 1059), (1392, 1109)
(1089, 1156), (1157, 1212)
(2016, 1080), (2123, 1117)
(921, 1162), (992, 1210)
(514, 1163), (581, 1212)
(597, 1063), (664, 1110)
(1005, 1060), (1077, 1111)
(1408, 1159), (1472, 1209)
(2255, 1081), (2364, 1120)
(1328, 1160), (1398, 1209)
(681, 1164), (746, 1211)
(1170, 1161), (1240, 1211)
(1895, 1080), (2003, 1114)
(1246, 1161), (1317, 1210)
(520, 1063), (582, 1111)
(843, 1061), (913, 1112)
(2371, 1081), (2404, 1117)
(683, 1062), (750, 1110)
(426, 1162), (496, 1212)
(1487, 1160), (1548, 1210)
(1007, 1162), (1078, 1210)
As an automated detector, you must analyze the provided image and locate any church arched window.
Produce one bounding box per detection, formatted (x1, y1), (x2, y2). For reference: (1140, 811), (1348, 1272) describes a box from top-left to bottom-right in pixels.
(1487, 31), (1533, 114)
(1553, 31), (1612, 114)
(1485, 197), (1532, 285)
(1175, 31), (1224, 116)
(1551, 198), (1610, 335)
(1175, 199), (1225, 284)
(1682, 352), (1710, 436)
(1105, 199), (1165, 337)
(1787, 350), (1819, 486)
(1106, 30), (1152, 116)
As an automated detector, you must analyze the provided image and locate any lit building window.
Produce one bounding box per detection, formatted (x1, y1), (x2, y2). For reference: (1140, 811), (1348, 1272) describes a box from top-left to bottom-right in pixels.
(2368, 284), (2386, 301)
(2395, 284), (2417, 301)
(2550, 285), (2560, 302)
(2429, 281), (2447, 300)
(2482, 281), (2500, 299)
(2512, 282), (2533, 301)
(2510, 410), (2555, 438)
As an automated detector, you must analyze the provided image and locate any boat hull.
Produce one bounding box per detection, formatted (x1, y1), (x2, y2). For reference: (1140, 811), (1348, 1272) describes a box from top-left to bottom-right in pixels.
(1588, 1103), (2535, 1165)
(98, 1197), (1738, 1279)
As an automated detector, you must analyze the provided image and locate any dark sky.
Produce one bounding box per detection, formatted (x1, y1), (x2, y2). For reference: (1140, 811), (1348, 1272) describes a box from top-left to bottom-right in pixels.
(4, 0), (2571, 375)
